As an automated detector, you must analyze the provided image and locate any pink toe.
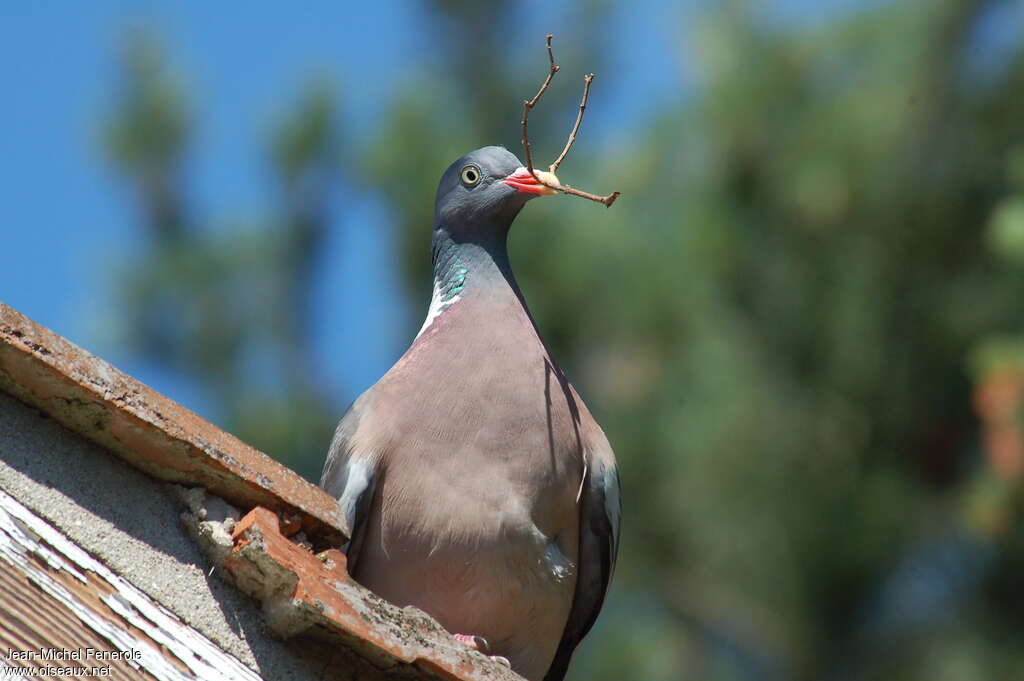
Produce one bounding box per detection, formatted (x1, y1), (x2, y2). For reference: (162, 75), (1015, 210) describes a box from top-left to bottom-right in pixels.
(452, 634), (490, 653)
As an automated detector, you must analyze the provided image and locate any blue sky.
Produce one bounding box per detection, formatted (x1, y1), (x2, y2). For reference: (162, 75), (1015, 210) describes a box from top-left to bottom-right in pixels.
(0, 0), (893, 421)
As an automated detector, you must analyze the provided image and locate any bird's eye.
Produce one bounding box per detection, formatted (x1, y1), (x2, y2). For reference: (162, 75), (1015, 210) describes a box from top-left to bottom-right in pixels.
(460, 165), (481, 187)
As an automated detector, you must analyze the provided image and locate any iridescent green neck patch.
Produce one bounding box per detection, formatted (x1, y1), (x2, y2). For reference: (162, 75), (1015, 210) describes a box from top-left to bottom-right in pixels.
(441, 266), (468, 302)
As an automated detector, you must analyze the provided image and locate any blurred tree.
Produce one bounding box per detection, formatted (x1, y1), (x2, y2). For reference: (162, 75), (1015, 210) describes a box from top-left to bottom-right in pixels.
(103, 33), (343, 479)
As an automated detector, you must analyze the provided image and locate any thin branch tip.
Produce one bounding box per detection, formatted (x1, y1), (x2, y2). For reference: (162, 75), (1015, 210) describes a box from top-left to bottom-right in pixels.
(519, 34), (621, 207)
(549, 72), (596, 174)
(521, 34), (561, 174)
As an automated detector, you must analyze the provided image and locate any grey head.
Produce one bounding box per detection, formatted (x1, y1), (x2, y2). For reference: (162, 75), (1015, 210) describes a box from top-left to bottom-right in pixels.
(434, 146), (555, 236)
(425, 146), (557, 315)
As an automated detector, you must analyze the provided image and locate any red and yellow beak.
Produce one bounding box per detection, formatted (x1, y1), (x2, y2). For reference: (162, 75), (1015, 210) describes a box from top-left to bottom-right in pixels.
(501, 167), (559, 196)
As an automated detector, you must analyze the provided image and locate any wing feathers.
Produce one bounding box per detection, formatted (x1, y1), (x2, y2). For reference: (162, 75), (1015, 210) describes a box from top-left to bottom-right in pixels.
(544, 449), (620, 681)
(320, 399), (379, 573)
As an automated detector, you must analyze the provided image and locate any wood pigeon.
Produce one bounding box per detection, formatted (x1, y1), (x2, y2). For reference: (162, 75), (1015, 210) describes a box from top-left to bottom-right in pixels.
(321, 146), (620, 681)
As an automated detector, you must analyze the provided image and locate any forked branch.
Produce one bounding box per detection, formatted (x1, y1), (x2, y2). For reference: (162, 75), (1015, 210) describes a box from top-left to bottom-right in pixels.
(550, 73), (593, 174)
(519, 35), (621, 208)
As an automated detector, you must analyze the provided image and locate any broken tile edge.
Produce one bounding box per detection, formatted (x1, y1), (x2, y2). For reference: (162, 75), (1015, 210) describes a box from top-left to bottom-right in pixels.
(220, 506), (522, 681)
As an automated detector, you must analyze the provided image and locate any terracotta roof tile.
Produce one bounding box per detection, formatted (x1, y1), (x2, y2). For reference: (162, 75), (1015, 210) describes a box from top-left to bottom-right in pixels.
(0, 302), (346, 545)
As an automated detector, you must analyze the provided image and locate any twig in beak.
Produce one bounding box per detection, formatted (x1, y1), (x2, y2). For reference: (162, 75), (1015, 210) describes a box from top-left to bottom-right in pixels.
(552, 183), (621, 207)
(519, 35), (621, 208)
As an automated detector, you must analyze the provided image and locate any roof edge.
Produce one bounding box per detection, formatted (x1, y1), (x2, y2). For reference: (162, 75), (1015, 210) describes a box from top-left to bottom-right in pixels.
(0, 302), (347, 545)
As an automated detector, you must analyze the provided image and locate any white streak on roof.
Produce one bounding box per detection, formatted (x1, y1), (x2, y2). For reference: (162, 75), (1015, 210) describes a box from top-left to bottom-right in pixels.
(0, 489), (261, 681)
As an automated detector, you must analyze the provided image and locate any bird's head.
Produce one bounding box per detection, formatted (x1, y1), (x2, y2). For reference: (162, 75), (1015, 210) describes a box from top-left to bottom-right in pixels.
(434, 146), (558, 234)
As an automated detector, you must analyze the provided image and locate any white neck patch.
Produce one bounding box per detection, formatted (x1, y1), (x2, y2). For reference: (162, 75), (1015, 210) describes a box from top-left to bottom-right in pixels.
(415, 280), (462, 338)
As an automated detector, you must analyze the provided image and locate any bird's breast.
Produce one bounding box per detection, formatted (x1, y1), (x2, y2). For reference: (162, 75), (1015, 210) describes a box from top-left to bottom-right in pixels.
(351, 288), (591, 680)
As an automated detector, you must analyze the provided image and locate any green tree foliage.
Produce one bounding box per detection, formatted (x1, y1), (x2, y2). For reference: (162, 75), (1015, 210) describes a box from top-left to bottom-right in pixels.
(102, 1), (1024, 679)
(103, 33), (342, 480)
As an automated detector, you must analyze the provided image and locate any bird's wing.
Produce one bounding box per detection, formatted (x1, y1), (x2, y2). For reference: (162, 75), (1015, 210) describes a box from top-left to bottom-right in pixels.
(544, 433), (621, 681)
(320, 395), (380, 574)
